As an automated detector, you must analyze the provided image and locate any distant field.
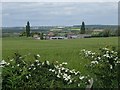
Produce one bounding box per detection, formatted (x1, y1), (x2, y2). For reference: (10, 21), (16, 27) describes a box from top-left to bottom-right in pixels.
(2, 37), (118, 74)
(70, 28), (80, 30)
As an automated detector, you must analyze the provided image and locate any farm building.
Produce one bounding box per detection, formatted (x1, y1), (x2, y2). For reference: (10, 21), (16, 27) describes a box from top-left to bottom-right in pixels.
(50, 36), (66, 40)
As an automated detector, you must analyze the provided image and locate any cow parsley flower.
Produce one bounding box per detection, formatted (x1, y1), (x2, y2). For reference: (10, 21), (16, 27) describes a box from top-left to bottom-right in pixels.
(6, 63), (10, 66)
(0, 60), (7, 65)
(46, 61), (50, 65)
(10, 59), (14, 62)
(97, 57), (101, 60)
(49, 69), (52, 71)
(57, 74), (61, 78)
(31, 64), (34, 66)
(26, 76), (29, 79)
(78, 83), (80, 87)
(110, 65), (113, 69)
(35, 60), (39, 62)
(62, 62), (67, 65)
(33, 67), (36, 70)
(17, 64), (20, 67)
(91, 61), (98, 64)
(36, 54), (40, 57)
(61, 67), (65, 70)
(51, 69), (55, 72)
(79, 76), (84, 80)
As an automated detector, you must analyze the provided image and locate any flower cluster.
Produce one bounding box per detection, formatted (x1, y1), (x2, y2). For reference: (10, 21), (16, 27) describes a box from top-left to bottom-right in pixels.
(2, 53), (91, 89)
(81, 47), (119, 88)
(81, 47), (119, 70)
(49, 61), (90, 87)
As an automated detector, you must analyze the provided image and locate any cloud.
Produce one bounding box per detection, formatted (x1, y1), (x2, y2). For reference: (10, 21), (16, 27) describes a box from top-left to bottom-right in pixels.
(2, 2), (118, 27)
(1, 0), (119, 2)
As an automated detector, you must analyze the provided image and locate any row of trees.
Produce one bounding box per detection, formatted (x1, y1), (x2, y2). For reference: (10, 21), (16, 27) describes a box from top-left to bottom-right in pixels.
(24, 21), (86, 38)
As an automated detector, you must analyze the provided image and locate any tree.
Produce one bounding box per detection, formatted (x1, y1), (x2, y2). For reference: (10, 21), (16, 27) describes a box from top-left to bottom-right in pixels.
(80, 22), (85, 34)
(40, 33), (44, 40)
(26, 21), (30, 37)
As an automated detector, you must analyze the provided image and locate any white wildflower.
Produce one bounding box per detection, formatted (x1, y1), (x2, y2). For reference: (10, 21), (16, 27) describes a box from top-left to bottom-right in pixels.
(67, 75), (71, 80)
(26, 76), (29, 79)
(78, 83), (80, 87)
(6, 63), (10, 65)
(91, 61), (98, 64)
(51, 69), (55, 72)
(111, 51), (114, 53)
(65, 69), (69, 72)
(29, 74), (31, 77)
(0, 60), (7, 65)
(69, 80), (72, 84)
(55, 65), (59, 69)
(35, 60), (39, 62)
(10, 59), (14, 62)
(114, 57), (118, 61)
(49, 69), (52, 71)
(59, 64), (62, 67)
(33, 67), (36, 70)
(46, 61), (50, 65)
(61, 67), (65, 70)
(55, 71), (57, 74)
(81, 49), (85, 52)
(92, 53), (95, 55)
(63, 73), (68, 78)
(36, 54), (40, 57)
(56, 61), (58, 63)
(31, 64), (34, 66)
(37, 63), (40, 66)
(92, 56), (94, 58)
(58, 69), (61, 74)
(110, 65), (113, 69)
(98, 57), (101, 60)
(64, 77), (69, 81)
(42, 62), (44, 65)
(57, 74), (61, 78)
(62, 62), (67, 65)
(0, 65), (4, 67)
(106, 51), (109, 53)
(17, 64), (20, 67)
(117, 61), (120, 63)
(19, 57), (22, 59)
(79, 76), (84, 80)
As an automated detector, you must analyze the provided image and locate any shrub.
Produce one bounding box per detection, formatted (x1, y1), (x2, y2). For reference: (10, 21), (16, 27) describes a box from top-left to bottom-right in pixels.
(1, 53), (91, 89)
(81, 47), (120, 88)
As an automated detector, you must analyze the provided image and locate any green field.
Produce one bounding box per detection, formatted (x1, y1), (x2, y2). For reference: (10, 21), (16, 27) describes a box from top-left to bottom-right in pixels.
(2, 37), (118, 74)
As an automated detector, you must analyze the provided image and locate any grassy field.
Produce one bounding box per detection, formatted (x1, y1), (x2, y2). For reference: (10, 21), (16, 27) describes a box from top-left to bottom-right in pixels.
(2, 37), (118, 75)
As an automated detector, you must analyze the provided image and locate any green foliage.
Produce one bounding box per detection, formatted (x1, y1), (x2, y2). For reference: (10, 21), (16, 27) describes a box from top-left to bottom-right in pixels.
(19, 31), (26, 37)
(1, 53), (90, 89)
(40, 33), (44, 40)
(26, 21), (30, 37)
(91, 29), (118, 37)
(80, 22), (85, 34)
(81, 47), (119, 88)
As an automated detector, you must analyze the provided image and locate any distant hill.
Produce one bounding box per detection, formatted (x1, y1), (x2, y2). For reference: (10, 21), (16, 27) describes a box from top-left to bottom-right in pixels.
(2, 25), (117, 33)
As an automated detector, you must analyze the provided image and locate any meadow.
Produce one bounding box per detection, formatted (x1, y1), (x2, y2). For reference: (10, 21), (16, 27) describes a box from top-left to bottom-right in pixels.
(2, 37), (118, 75)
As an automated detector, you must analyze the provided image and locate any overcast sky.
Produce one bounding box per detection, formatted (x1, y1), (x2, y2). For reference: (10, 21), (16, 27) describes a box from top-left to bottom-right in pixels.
(2, 2), (118, 27)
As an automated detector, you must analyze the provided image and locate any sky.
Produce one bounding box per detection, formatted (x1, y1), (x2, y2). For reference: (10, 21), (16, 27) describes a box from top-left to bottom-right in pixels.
(2, 2), (118, 27)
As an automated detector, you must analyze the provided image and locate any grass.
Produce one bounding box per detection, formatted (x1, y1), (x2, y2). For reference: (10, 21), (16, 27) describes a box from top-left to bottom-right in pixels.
(2, 37), (118, 75)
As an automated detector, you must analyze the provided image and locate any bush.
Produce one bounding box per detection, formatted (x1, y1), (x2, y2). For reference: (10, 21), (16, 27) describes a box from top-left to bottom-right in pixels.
(1, 53), (91, 89)
(81, 46), (120, 88)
